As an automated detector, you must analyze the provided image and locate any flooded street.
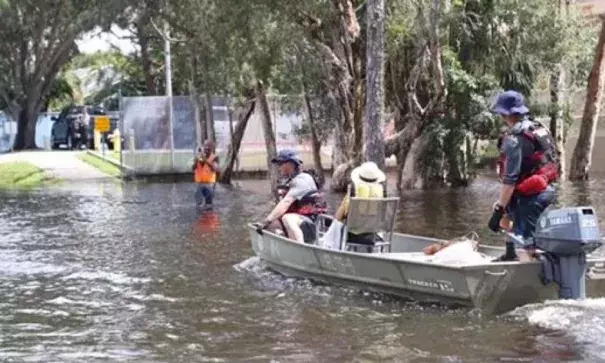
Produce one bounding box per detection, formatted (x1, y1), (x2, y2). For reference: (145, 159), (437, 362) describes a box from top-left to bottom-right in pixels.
(1, 177), (605, 362)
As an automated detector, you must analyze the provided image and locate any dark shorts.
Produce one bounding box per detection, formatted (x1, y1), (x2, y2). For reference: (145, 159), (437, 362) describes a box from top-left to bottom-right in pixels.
(507, 185), (556, 243)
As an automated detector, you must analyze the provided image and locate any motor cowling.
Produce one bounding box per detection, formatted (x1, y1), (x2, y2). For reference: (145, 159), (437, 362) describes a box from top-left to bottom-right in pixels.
(534, 207), (603, 300)
(534, 207), (602, 255)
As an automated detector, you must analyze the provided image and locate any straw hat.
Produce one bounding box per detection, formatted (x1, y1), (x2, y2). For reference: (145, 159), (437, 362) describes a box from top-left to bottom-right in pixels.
(350, 162), (386, 184)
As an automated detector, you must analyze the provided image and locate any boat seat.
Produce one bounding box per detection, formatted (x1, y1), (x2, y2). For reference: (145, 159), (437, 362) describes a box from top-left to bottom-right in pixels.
(317, 197), (400, 253)
(344, 233), (391, 253)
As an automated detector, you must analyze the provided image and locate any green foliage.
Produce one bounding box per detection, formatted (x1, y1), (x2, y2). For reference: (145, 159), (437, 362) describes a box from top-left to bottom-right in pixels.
(0, 0), (129, 148)
(442, 49), (500, 139)
(45, 76), (76, 111)
(0, 0), (128, 104)
(449, 0), (595, 96)
(384, 0), (595, 186)
(3, 0), (593, 171)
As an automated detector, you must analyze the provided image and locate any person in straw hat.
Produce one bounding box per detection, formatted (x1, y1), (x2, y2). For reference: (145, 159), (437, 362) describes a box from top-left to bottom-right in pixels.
(334, 161), (387, 245)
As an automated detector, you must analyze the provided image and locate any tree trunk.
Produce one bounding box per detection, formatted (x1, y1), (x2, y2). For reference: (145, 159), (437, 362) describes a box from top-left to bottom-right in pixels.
(136, 21), (158, 95)
(444, 131), (471, 187)
(411, 132), (445, 188)
(549, 65), (567, 181)
(569, 17), (605, 181)
(304, 93), (325, 185)
(199, 95), (208, 142)
(295, 0), (362, 192)
(549, 0), (568, 181)
(189, 83), (202, 148)
(227, 100), (240, 172)
(299, 55), (325, 185)
(331, 89), (352, 168)
(204, 93), (215, 143)
(14, 101), (39, 150)
(329, 84), (358, 191)
(194, 96), (202, 148)
(219, 98), (255, 184)
(383, 0), (447, 190)
(393, 122), (421, 190)
(256, 81), (279, 192)
(364, 0), (386, 169)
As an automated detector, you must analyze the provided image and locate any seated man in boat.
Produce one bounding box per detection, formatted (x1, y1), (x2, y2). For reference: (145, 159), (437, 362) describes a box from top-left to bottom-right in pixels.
(258, 149), (325, 243)
(334, 162), (387, 246)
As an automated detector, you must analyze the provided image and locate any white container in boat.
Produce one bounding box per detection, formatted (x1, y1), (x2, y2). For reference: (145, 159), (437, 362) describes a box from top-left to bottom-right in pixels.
(431, 240), (490, 265)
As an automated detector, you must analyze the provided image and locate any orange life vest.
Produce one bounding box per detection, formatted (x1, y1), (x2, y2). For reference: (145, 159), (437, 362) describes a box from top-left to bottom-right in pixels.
(194, 154), (217, 183)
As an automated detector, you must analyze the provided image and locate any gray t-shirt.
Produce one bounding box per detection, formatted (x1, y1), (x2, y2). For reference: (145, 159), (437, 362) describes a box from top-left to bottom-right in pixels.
(285, 173), (318, 201)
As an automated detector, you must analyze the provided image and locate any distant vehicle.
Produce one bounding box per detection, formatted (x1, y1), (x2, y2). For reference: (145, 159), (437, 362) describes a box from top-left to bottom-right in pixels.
(50, 105), (118, 150)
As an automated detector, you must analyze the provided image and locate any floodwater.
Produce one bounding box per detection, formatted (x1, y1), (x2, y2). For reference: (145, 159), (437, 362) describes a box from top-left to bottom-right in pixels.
(1, 176), (604, 362)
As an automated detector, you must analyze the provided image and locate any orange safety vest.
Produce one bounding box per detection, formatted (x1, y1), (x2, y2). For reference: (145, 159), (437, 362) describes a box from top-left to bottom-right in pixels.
(194, 154), (217, 183)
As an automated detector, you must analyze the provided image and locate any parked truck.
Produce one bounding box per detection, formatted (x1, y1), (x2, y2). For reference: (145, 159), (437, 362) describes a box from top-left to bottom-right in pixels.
(50, 105), (119, 150)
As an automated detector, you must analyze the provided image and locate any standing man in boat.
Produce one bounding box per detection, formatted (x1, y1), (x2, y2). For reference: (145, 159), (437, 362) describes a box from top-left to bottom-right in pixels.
(488, 90), (559, 261)
(258, 149), (323, 243)
(192, 139), (220, 211)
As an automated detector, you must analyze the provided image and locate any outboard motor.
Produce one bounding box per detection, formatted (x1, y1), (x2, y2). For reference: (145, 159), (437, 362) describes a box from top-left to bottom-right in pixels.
(534, 207), (603, 299)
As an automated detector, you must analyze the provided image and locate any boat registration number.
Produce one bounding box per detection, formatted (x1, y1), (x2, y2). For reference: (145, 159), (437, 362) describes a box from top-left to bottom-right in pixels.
(406, 278), (455, 293)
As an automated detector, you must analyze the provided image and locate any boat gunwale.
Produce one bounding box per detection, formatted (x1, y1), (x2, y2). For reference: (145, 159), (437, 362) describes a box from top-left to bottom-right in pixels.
(246, 223), (605, 271)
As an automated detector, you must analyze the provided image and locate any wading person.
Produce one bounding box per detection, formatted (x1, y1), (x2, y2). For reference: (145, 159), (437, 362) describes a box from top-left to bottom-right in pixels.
(192, 140), (219, 211)
(257, 149), (324, 243)
(488, 90), (559, 261)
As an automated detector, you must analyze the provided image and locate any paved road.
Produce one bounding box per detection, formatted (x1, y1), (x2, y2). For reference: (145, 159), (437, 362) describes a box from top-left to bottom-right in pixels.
(0, 151), (111, 181)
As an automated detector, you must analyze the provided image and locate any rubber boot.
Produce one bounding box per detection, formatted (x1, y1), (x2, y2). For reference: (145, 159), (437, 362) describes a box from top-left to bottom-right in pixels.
(493, 241), (519, 262)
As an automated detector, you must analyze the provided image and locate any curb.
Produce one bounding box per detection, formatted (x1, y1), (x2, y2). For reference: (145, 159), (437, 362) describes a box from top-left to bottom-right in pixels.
(85, 150), (135, 177)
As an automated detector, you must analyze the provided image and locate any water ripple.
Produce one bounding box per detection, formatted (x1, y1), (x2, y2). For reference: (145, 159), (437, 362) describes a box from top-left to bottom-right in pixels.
(0, 178), (604, 362)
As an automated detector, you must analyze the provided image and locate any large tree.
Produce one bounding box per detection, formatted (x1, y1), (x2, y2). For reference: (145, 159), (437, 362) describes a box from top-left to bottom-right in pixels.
(569, 16), (605, 181)
(383, 0), (594, 189)
(58, 0), (594, 189)
(251, 0), (366, 191)
(0, 0), (128, 150)
(364, 0), (387, 169)
(384, 0), (447, 190)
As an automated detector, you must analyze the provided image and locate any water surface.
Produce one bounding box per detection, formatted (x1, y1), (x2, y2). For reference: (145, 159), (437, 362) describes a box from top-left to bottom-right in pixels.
(1, 177), (604, 362)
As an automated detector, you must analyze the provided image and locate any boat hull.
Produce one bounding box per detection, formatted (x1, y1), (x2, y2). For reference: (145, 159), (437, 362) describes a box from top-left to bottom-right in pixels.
(248, 225), (605, 315)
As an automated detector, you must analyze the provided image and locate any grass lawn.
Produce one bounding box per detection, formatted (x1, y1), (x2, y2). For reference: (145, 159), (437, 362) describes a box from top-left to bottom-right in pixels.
(0, 162), (53, 189)
(78, 153), (122, 177)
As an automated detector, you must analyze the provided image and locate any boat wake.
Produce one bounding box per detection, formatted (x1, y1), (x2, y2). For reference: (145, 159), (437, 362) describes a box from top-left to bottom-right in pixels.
(509, 298), (605, 361)
(233, 256), (318, 293)
(233, 256), (473, 315)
